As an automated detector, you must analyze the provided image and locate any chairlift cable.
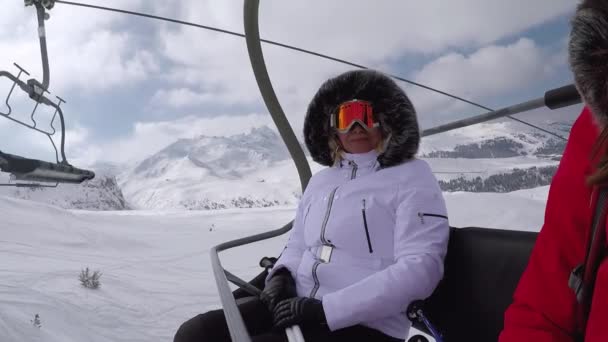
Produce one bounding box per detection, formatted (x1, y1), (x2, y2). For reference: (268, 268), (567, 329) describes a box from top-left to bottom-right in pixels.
(53, 0), (567, 140)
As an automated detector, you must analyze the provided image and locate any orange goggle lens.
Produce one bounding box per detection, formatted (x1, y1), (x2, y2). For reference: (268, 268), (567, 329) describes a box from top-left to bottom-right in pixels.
(333, 100), (378, 133)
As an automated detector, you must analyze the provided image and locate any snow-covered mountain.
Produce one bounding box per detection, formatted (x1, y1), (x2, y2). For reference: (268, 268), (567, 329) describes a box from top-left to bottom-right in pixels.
(119, 126), (319, 210)
(0, 170), (130, 210)
(116, 121), (570, 210)
(0, 121), (571, 210)
(131, 126), (293, 180)
(420, 121), (571, 160)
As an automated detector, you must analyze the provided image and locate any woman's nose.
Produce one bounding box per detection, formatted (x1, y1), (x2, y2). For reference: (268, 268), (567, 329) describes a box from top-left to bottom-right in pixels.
(350, 122), (366, 133)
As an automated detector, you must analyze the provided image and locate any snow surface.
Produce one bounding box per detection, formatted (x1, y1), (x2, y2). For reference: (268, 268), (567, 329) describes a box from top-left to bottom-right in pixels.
(0, 186), (549, 342)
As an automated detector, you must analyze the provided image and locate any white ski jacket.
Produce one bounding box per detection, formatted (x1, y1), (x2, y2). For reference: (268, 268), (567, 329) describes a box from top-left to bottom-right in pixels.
(268, 150), (449, 339)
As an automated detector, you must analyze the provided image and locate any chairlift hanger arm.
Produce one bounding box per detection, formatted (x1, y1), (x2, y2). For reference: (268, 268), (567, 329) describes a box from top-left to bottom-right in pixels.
(24, 0), (55, 90)
(208, 1), (316, 340)
(35, 2), (50, 89)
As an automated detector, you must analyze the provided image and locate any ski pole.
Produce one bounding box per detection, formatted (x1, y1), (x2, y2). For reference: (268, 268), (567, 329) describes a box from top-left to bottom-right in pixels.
(406, 300), (444, 342)
(285, 325), (305, 342)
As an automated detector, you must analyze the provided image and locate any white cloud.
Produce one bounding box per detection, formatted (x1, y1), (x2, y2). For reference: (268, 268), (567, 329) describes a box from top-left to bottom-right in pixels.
(149, 1), (575, 128)
(151, 87), (239, 108)
(407, 38), (567, 126)
(0, 0), (155, 94)
(0, 1), (578, 168)
(50, 31), (159, 92)
(257, 0), (575, 57)
(151, 0), (575, 59)
(82, 113), (277, 164)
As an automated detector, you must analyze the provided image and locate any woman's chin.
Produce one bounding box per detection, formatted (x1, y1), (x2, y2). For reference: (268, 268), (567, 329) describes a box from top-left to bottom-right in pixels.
(346, 144), (373, 153)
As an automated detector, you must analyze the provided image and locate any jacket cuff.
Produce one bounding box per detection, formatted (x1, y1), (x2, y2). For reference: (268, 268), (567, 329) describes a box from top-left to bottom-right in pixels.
(265, 264), (293, 285)
(321, 292), (353, 331)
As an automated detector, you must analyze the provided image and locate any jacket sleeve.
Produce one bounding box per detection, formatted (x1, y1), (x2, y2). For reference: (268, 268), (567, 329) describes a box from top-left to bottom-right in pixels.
(499, 109), (596, 342)
(322, 178), (450, 331)
(499, 173), (586, 342)
(265, 192), (309, 283)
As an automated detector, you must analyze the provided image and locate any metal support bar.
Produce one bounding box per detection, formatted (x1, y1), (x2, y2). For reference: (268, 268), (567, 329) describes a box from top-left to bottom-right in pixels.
(545, 84), (581, 110)
(243, 1), (311, 191)
(0, 70), (68, 164)
(35, 2), (50, 90)
(422, 83), (582, 138)
(208, 0), (315, 340)
(210, 222), (293, 342)
(422, 97), (546, 137)
(225, 270), (262, 296)
(0, 180), (58, 188)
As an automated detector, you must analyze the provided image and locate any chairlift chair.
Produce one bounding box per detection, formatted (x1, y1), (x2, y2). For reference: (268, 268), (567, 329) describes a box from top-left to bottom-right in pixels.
(0, 0), (94, 187)
(209, 1), (583, 341)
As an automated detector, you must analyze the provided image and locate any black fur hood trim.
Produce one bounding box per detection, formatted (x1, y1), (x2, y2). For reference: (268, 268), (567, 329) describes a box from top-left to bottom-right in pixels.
(304, 69), (420, 168)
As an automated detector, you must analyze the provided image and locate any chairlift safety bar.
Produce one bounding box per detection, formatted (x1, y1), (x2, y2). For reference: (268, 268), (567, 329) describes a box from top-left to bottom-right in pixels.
(422, 84), (581, 137)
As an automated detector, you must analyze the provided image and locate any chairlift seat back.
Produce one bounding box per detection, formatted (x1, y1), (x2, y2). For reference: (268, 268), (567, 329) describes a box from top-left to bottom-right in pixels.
(414, 227), (538, 341)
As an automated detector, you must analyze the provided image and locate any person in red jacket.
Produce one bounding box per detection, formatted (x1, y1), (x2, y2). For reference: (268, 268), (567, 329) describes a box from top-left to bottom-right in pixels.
(500, 1), (608, 341)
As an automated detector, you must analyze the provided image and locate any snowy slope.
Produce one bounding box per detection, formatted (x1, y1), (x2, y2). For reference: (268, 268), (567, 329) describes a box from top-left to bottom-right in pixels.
(0, 187), (549, 342)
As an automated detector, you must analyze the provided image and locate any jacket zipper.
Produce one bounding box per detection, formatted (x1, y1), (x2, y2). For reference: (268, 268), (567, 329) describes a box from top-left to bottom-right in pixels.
(350, 161), (358, 179)
(309, 262), (322, 298)
(418, 212), (448, 224)
(320, 188), (338, 245)
(309, 161), (358, 298)
(310, 187), (338, 298)
(362, 199), (373, 253)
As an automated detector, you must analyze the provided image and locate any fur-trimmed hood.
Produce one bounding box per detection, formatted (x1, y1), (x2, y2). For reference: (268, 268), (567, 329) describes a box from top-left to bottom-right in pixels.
(303, 70), (419, 168)
(569, 0), (608, 126)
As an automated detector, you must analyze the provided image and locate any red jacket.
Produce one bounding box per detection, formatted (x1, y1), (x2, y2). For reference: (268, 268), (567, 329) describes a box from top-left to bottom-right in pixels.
(500, 107), (608, 342)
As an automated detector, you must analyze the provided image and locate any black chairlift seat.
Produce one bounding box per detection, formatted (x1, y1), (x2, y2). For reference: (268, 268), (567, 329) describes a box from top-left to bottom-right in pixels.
(410, 227), (538, 341)
(235, 227), (538, 342)
(0, 150), (95, 184)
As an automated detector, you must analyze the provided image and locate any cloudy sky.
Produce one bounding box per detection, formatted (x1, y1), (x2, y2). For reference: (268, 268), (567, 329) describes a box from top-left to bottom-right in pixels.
(0, 0), (580, 168)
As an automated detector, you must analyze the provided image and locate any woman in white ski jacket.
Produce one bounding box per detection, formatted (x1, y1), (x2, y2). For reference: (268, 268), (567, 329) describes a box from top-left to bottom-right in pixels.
(174, 70), (449, 342)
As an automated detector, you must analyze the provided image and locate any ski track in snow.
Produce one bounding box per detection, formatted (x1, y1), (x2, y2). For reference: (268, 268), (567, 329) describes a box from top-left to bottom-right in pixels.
(0, 187), (549, 341)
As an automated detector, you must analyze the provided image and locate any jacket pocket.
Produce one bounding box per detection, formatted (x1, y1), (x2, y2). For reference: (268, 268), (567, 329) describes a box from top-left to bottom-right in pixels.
(417, 212), (448, 224)
(361, 199), (373, 253)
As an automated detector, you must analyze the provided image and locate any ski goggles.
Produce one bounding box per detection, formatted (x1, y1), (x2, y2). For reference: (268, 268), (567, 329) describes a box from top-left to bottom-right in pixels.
(330, 100), (379, 133)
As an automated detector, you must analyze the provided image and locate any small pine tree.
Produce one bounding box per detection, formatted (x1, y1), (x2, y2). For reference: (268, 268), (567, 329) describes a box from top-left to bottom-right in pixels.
(31, 314), (41, 328)
(79, 267), (102, 289)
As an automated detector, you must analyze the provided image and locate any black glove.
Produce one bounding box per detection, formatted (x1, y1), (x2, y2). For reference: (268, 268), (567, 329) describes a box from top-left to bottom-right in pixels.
(259, 268), (297, 312)
(272, 297), (327, 329)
